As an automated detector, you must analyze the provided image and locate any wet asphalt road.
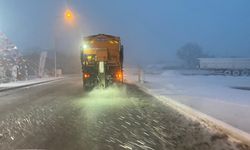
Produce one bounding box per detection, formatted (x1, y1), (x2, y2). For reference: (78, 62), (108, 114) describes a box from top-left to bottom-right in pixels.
(0, 76), (249, 150)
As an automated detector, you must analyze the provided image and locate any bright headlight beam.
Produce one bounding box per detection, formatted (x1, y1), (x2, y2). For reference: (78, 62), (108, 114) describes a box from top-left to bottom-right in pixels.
(83, 44), (88, 49)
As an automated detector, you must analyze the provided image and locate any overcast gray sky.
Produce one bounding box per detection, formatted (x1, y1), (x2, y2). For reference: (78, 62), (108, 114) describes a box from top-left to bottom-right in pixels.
(0, 0), (250, 65)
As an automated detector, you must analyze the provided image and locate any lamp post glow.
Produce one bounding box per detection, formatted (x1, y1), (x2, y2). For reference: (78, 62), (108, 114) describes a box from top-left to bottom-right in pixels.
(64, 9), (75, 24)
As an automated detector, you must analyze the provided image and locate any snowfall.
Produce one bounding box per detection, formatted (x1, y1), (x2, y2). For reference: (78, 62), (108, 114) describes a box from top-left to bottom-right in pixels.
(125, 68), (250, 134)
(1, 68), (250, 135)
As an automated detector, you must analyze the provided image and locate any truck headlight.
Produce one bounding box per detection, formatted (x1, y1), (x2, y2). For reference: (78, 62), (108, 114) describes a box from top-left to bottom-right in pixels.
(83, 44), (88, 49)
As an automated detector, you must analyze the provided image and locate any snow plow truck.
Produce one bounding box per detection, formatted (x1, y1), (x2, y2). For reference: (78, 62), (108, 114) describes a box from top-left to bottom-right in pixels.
(80, 34), (124, 89)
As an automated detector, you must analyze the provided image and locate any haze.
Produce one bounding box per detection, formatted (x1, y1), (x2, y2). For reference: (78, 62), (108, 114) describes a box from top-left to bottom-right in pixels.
(0, 0), (250, 66)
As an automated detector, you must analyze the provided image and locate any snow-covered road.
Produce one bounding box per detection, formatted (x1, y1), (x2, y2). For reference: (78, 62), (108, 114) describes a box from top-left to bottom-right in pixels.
(1, 76), (246, 149)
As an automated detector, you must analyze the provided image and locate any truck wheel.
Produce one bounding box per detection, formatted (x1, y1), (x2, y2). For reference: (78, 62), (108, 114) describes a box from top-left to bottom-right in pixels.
(83, 85), (92, 91)
(232, 70), (240, 76)
(224, 70), (231, 76)
(241, 70), (249, 76)
(83, 81), (92, 91)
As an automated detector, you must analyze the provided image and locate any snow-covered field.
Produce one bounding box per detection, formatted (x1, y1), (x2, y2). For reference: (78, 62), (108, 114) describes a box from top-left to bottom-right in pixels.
(125, 68), (250, 134)
(146, 70), (250, 105)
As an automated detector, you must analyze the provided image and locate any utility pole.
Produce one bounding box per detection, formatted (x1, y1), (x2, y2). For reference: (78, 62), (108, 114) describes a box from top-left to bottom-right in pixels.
(54, 50), (57, 77)
(54, 25), (58, 78)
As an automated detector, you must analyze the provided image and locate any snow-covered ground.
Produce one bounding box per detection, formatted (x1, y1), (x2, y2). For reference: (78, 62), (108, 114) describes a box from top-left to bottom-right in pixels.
(125, 68), (250, 134)
(0, 77), (62, 91)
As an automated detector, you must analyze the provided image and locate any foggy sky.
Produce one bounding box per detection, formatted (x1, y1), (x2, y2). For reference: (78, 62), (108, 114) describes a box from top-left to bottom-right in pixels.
(0, 0), (250, 65)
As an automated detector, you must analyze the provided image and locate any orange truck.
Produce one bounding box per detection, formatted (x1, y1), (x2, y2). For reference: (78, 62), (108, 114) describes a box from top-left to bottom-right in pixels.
(80, 34), (124, 88)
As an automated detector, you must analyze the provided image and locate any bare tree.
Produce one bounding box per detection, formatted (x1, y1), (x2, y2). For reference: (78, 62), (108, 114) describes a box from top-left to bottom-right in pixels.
(177, 43), (204, 68)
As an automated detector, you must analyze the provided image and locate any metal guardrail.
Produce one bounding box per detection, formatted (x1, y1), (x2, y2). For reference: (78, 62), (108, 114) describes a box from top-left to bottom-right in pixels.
(0, 78), (63, 92)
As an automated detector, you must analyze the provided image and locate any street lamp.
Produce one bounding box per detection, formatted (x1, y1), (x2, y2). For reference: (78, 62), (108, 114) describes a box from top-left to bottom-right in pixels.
(54, 8), (75, 77)
(64, 9), (75, 25)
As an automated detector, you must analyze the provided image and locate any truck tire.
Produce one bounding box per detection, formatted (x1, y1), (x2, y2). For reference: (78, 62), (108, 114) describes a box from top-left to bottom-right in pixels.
(83, 80), (94, 91)
(232, 70), (240, 76)
(241, 70), (249, 76)
(224, 70), (231, 76)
